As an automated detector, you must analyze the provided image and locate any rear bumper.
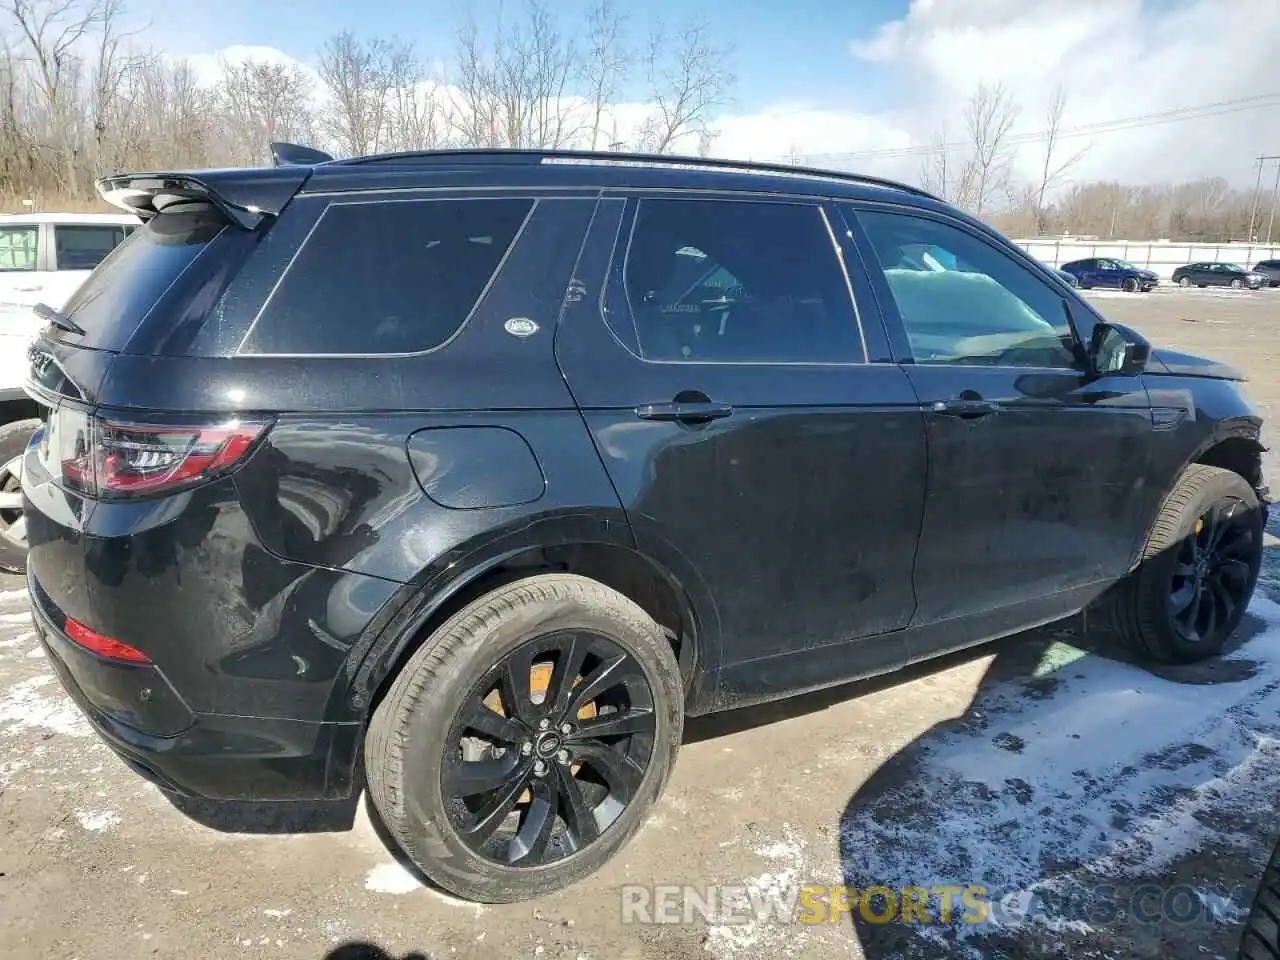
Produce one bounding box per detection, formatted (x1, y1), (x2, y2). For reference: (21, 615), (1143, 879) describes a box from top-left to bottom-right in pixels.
(30, 569), (361, 800)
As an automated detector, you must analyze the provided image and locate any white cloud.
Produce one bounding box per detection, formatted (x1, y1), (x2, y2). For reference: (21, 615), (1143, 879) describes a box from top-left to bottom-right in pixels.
(840, 0), (1280, 187)
(180, 1), (1280, 192)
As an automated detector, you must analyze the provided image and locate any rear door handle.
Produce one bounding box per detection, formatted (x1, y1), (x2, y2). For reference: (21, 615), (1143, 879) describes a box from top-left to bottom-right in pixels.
(636, 401), (734, 424)
(932, 398), (997, 420)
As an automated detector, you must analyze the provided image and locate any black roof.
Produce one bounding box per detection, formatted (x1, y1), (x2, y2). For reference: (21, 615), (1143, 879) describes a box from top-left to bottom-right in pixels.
(99, 143), (945, 226)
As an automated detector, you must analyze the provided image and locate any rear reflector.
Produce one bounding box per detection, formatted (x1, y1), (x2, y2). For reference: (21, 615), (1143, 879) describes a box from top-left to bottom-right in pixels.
(60, 415), (270, 499)
(64, 617), (151, 664)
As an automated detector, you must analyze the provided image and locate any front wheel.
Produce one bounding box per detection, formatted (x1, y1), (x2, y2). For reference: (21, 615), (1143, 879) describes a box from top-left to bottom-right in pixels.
(1101, 464), (1263, 663)
(0, 418), (40, 574)
(364, 573), (684, 903)
(1232, 278), (1244, 289)
(1239, 838), (1280, 958)
(1123, 277), (1140, 293)
(1179, 276), (1193, 288)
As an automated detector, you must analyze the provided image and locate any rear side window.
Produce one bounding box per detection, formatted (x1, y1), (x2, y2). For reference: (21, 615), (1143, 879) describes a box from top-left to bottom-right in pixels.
(0, 225), (37, 271)
(59, 207), (224, 351)
(616, 198), (862, 363)
(54, 224), (130, 270)
(241, 198), (533, 356)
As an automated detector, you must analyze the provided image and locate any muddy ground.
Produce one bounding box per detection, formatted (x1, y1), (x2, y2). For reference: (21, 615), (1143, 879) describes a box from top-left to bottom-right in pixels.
(1, 285), (1279, 960)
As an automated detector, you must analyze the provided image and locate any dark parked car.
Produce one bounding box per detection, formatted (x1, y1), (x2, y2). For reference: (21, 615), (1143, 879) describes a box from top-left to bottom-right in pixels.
(1060, 257), (1160, 292)
(1249, 259), (1280, 287)
(1172, 262), (1266, 289)
(21, 144), (1269, 904)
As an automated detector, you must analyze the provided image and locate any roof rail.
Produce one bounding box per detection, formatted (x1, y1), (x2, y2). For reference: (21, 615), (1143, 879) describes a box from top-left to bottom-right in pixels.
(271, 142), (334, 167)
(332, 147), (936, 199)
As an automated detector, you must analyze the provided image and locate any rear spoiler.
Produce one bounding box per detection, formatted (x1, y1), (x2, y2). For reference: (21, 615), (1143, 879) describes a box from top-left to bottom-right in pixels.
(95, 166), (314, 229)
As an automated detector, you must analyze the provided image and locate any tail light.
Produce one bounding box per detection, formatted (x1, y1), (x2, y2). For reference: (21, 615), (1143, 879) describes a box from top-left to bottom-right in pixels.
(60, 414), (270, 499)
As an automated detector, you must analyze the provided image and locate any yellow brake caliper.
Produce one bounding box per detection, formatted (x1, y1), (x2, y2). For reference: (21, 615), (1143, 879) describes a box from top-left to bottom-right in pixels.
(484, 662), (594, 801)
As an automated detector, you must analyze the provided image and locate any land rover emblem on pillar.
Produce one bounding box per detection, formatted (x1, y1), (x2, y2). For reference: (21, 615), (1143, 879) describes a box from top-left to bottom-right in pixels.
(504, 317), (538, 338)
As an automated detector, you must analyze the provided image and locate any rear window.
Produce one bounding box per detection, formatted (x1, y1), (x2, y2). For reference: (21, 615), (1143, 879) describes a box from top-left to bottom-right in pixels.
(58, 208), (224, 351)
(240, 198), (534, 356)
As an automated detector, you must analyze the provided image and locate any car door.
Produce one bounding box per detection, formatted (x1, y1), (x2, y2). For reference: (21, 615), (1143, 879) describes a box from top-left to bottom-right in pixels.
(1074, 258), (1098, 287)
(1101, 258), (1126, 288)
(842, 203), (1154, 642)
(555, 193), (927, 680)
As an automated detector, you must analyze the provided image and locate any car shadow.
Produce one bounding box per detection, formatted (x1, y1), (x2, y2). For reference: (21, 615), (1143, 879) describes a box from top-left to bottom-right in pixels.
(322, 944), (428, 960)
(835, 509), (1280, 960)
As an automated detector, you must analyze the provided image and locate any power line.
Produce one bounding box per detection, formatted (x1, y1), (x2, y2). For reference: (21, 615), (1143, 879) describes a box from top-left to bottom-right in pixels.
(793, 92), (1280, 164)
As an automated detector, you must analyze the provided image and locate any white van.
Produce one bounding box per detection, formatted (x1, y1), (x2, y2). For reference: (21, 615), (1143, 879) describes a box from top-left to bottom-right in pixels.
(0, 211), (139, 572)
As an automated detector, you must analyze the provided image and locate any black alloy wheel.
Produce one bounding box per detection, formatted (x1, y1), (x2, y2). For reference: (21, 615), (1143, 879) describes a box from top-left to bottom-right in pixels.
(1167, 499), (1257, 645)
(442, 631), (657, 867)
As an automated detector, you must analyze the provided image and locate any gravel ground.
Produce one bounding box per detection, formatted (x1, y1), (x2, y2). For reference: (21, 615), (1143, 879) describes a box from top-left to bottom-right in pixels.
(1, 285), (1279, 960)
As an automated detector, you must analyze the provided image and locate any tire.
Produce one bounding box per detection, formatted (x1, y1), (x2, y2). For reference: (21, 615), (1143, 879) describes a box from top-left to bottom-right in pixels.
(364, 573), (684, 903)
(1102, 464), (1263, 664)
(1238, 838), (1280, 959)
(1232, 278), (1244, 289)
(1123, 277), (1139, 293)
(0, 418), (39, 574)
(1179, 276), (1192, 288)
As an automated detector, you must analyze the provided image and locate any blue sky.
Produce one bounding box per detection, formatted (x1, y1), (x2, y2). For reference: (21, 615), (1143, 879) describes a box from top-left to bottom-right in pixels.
(133, 0), (903, 112)
(127, 0), (1280, 186)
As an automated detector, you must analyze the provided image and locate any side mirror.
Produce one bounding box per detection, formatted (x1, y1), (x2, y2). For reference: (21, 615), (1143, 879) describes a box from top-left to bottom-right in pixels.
(1088, 321), (1150, 377)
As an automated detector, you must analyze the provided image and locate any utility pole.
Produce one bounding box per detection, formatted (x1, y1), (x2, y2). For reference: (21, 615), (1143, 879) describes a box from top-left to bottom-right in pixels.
(1270, 159), (1280, 243)
(1249, 154), (1280, 241)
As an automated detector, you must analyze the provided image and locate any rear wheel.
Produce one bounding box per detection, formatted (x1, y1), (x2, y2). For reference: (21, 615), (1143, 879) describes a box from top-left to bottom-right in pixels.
(1102, 464), (1263, 663)
(364, 573), (683, 903)
(0, 419), (39, 574)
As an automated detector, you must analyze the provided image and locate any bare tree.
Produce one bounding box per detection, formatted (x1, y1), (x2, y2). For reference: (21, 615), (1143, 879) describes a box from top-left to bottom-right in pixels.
(637, 18), (733, 155)
(960, 81), (1019, 216)
(217, 57), (315, 167)
(382, 44), (448, 152)
(317, 31), (396, 158)
(452, 0), (579, 149)
(1, 0), (123, 195)
(1030, 85), (1088, 233)
(580, 0), (627, 150)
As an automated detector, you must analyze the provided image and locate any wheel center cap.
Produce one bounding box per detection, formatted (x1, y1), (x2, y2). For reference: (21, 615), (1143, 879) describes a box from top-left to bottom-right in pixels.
(535, 733), (562, 758)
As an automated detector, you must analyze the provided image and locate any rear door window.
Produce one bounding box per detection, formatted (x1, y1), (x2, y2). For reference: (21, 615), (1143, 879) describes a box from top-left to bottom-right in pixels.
(240, 197), (534, 355)
(54, 224), (130, 270)
(57, 207), (224, 351)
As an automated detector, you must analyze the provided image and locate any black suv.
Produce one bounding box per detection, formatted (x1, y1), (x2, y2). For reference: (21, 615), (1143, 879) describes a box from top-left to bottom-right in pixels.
(21, 145), (1269, 903)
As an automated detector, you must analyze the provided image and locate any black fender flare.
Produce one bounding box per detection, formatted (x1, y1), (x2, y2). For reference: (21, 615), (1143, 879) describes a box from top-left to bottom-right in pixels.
(330, 510), (721, 724)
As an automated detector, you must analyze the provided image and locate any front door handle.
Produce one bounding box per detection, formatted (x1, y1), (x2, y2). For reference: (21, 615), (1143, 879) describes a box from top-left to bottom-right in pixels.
(636, 401), (734, 424)
(932, 398), (997, 420)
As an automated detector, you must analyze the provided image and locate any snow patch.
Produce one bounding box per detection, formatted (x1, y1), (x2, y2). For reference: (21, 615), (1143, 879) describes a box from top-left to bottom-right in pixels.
(0, 630), (33, 649)
(364, 861), (421, 895)
(0, 676), (90, 736)
(840, 596), (1280, 956)
(76, 809), (121, 832)
(705, 825), (812, 958)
